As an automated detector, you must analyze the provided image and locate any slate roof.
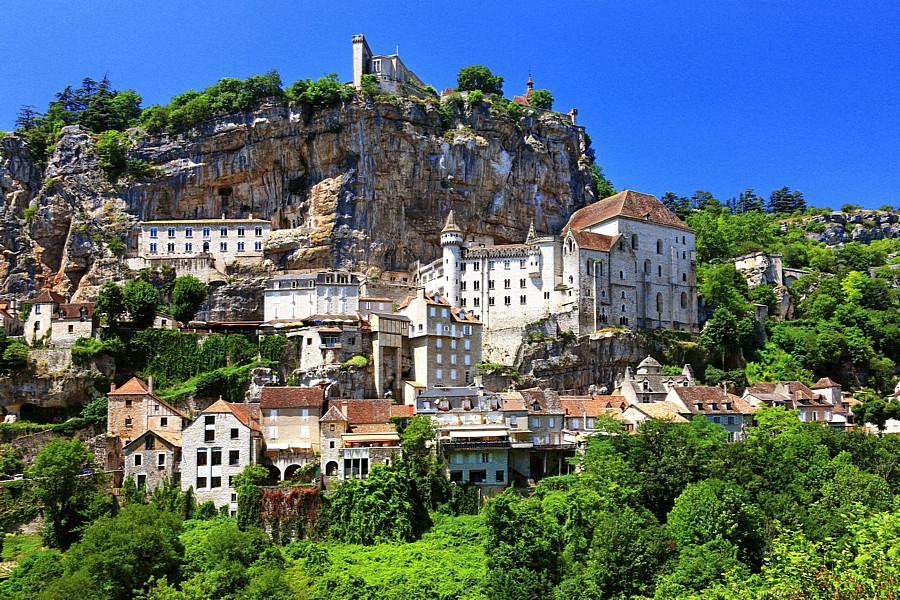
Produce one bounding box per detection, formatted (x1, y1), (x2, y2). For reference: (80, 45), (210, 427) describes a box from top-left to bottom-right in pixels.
(564, 190), (695, 233)
(260, 386), (325, 409)
(419, 387), (479, 399)
(671, 387), (756, 415)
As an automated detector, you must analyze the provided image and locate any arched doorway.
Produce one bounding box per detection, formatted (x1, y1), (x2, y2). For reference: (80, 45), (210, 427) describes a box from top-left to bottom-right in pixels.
(284, 464), (304, 481)
(265, 465), (281, 482)
(325, 461), (339, 477)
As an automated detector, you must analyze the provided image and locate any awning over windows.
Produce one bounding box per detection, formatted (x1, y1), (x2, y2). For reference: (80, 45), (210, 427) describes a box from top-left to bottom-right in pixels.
(448, 429), (509, 438)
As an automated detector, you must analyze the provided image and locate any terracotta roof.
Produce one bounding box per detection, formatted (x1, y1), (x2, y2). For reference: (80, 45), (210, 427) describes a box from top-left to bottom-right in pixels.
(319, 405), (349, 422)
(442, 210), (462, 233)
(775, 381), (817, 400)
(745, 382), (776, 395)
(260, 386), (325, 409)
(500, 391), (526, 411)
(390, 404), (415, 418)
(0, 308), (19, 321)
(568, 230), (616, 252)
(632, 402), (689, 422)
(328, 399), (392, 425)
(812, 377), (841, 390)
(672, 387), (757, 415)
(564, 190), (695, 233)
(203, 400), (261, 432)
(109, 376), (150, 395)
(747, 392), (790, 405)
(32, 289), (66, 305)
(561, 396), (629, 417)
(55, 302), (95, 319)
(520, 388), (563, 415)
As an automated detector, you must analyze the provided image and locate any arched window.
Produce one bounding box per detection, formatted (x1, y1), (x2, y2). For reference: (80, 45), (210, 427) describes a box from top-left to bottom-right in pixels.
(681, 292), (687, 308)
(682, 251), (686, 259)
(658, 265), (662, 277)
(656, 292), (663, 313)
(656, 239), (663, 254)
(682, 236), (686, 244)
(644, 259), (651, 273)
(682, 273), (687, 282)
(631, 234), (639, 250)
(621, 304), (626, 312)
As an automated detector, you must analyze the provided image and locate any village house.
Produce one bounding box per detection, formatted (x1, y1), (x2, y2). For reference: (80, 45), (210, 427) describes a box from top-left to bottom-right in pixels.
(262, 271), (361, 322)
(622, 401), (690, 428)
(319, 398), (400, 483)
(560, 396), (632, 447)
(180, 399), (262, 513)
(398, 289), (483, 390)
(370, 311), (410, 400)
(417, 386), (510, 492)
(417, 191), (699, 359)
(23, 289), (98, 348)
(519, 388), (572, 479)
(665, 386), (757, 442)
(107, 376), (185, 472)
(614, 356), (695, 404)
(259, 386), (326, 481)
(258, 313), (365, 376)
(123, 429), (182, 493)
(743, 378), (855, 428)
(0, 303), (23, 336)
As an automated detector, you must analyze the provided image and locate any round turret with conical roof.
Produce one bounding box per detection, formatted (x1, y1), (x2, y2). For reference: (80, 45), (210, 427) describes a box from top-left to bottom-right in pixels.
(440, 211), (463, 304)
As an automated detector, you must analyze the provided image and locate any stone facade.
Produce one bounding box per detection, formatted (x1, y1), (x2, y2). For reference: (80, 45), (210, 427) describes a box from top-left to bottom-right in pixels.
(352, 34), (425, 95)
(180, 400), (262, 512)
(107, 376), (185, 470)
(140, 218), (270, 272)
(259, 386), (325, 480)
(665, 386), (756, 442)
(418, 192), (699, 359)
(614, 356), (695, 404)
(123, 430), (182, 493)
(399, 289), (483, 390)
(262, 272), (360, 322)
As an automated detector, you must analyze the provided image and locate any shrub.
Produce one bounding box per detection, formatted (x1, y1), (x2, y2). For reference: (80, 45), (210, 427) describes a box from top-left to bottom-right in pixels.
(359, 73), (381, 97)
(95, 130), (129, 181)
(106, 237), (125, 255)
(529, 89), (554, 110)
(423, 85), (438, 97)
(467, 89), (484, 104)
(456, 65), (504, 95)
(23, 206), (37, 220)
(841, 203), (861, 213)
(342, 355), (369, 369)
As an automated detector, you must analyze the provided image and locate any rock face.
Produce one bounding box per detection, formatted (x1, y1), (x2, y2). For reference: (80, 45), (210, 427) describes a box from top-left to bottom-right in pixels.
(0, 97), (594, 308)
(802, 211), (900, 246)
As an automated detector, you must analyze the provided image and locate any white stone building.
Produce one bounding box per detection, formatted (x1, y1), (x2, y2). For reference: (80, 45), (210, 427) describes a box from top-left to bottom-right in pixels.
(23, 289), (97, 348)
(352, 34), (426, 95)
(262, 272), (361, 322)
(139, 217), (271, 272)
(181, 399), (262, 513)
(417, 191), (699, 358)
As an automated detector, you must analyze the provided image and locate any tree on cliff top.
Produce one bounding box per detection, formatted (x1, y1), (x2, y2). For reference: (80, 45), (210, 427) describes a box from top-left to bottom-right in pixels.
(123, 279), (159, 329)
(456, 65), (504, 95)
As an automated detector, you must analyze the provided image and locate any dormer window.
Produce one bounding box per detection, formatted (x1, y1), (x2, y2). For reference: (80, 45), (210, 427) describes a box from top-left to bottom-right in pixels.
(642, 380), (650, 391)
(462, 399), (471, 410)
(532, 401), (540, 412)
(439, 399), (450, 411)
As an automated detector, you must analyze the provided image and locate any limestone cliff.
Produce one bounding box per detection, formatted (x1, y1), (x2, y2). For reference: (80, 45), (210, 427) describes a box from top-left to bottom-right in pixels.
(0, 96), (594, 308)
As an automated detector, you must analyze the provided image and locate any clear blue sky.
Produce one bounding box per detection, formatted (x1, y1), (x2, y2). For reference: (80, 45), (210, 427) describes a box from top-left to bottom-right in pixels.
(2, 1), (898, 210)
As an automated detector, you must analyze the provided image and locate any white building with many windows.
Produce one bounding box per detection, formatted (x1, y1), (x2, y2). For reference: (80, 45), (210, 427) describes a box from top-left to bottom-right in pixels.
(262, 272), (361, 322)
(417, 191), (698, 358)
(139, 217), (271, 271)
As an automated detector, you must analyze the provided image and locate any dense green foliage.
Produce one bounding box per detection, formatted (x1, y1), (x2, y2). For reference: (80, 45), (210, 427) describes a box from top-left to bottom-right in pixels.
(456, 65), (504, 95)
(171, 275), (207, 323)
(529, 88), (554, 110)
(95, 280), (125, 326)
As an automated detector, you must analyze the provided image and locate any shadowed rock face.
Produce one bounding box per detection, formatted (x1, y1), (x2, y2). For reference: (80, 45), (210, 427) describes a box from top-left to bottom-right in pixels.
(0, 97), (594, 308)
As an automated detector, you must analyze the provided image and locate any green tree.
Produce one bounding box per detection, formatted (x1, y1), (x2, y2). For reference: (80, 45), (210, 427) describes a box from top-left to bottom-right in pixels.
(95, 281), (125, 327)
(698, 263), (750, 314)
(529, 89), (553, 110)
(124, 279), (159, 328)
(0, 548), (65, 600)
(0, 443), (23, 476)
(57, 504), (183, 600)
(590, 164), (616, 200)
(852, 393), (900, 432)
(235, 464), (267, 531)
(456, 65), (504, 95)
(29, 438), (108, 549)
(1, 341), (29, 369)
(171, 275), (207, 323)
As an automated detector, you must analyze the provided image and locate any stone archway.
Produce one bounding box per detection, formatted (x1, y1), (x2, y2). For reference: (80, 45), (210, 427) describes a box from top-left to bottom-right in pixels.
(325, 461), (339, 477)
(284, 464), (304, 481)
(266, 464), (281, 482)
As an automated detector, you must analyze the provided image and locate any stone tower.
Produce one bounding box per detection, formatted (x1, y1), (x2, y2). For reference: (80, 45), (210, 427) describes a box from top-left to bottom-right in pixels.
(440, 211), (464, 305)
(352, 34), (372, 88)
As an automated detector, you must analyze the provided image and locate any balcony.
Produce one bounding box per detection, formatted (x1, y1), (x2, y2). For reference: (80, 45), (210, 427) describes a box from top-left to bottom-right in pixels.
(442, 440), (511, 450)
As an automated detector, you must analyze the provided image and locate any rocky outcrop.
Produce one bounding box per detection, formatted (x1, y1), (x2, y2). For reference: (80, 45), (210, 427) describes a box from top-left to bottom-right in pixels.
(801, 211), (900, 245)
(0, 97), (593, 307)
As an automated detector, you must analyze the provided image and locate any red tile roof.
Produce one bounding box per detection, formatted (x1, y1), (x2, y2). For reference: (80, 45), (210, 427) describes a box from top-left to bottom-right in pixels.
(328, 399), (392, 425)
(260, 386), (325, 409)
(811, 377), (841, 390)
(561, 396), (629, 417)
(568, 230), (616, 252)
(32, 289), (66, 305)
(319, 405), (349, 422)
(203, 400), (261, 432)
(521, 388), (563, 415)
(672, 387), (756, 414)
(109, 376), (150, 395)
(745, 382), (777, 395)
(390, 404), (415, 418)
(564, 190), (694, 233)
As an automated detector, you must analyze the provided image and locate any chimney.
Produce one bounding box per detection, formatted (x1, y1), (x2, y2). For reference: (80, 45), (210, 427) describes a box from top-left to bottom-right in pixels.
(341, 399), (349, 419)
(110, 382), (116, 393)
(148, 375), (154, 395)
